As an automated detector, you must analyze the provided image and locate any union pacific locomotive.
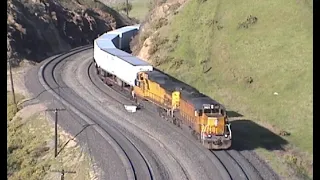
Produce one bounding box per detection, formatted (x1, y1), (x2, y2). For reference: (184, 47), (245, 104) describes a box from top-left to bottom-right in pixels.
(93, 25), (232, 150)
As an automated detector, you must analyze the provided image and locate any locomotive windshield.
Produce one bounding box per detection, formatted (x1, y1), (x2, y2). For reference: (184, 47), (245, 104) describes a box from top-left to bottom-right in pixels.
(203, 104), (225, 116)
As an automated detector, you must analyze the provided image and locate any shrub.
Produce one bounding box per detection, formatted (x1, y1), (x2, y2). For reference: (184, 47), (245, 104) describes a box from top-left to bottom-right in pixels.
(152, 17), (168, 30)
(148, 35), (168, 55)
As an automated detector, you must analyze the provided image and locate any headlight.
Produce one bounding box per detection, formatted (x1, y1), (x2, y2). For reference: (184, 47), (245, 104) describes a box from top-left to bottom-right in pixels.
(224, 134), (228, 138)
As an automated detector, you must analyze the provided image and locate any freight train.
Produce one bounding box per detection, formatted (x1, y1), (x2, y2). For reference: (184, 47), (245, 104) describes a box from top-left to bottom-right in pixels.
(93, 25), (232, 150)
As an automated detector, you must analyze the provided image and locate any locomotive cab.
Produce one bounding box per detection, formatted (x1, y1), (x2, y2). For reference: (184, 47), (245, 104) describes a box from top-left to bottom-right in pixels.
(198, 104), (232, 150)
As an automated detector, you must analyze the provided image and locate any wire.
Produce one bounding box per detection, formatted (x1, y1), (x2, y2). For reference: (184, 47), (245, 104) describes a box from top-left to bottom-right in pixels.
(54, 78), (98, 179)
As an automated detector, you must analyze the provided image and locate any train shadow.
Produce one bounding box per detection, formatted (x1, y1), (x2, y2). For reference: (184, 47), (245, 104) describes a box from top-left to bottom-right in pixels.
(230, 119), (288, 151)
(227, 110), (243, 118)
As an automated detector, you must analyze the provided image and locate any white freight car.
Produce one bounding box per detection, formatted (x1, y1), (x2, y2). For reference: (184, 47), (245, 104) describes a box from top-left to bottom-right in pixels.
(97, 33), (120, 49)
(130, 24), (141, 30)
(93, 34), (117, 68)
(94, 47), (153, 87)
(107, 26), (139, 50)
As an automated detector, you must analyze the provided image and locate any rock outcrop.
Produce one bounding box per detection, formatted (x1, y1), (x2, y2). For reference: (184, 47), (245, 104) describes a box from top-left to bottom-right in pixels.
(7, 0), (136, 64)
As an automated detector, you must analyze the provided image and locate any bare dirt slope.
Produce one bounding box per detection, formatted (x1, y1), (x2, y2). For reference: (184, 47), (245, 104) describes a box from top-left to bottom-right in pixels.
(7, 0), (137, 64)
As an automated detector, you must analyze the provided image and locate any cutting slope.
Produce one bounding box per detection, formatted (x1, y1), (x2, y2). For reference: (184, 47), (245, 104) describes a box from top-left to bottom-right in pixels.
(133, 0), (313, 178)
(7, 0), (136, 64)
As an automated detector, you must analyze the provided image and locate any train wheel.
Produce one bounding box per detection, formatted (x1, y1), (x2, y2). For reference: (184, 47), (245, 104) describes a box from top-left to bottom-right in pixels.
(116, 77), (123, 87)
(196, 133), (201, 141)
(173, 118), (177, 125)
(96, 67), (100, 75)
(191, 130), (195, 137)
(191, 130), (198, 140)
(176, 119), (181, 128)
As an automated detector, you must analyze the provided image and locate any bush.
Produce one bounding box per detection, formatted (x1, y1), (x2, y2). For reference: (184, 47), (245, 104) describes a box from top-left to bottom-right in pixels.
(7, 110), (51, 180)
(153, 55), (173, 66)
(152, 17), (168, 30)
(238, 15), (258, 29)
(197, 0), (207, 3)
(148, 0), (167, 11)
(115, 2), (133, 13)
(148, 34), (168, 55)
(169, 58), (184, 69)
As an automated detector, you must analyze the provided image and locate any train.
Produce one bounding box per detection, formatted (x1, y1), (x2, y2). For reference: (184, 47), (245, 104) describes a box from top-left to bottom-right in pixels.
(93, 25), (232, 150)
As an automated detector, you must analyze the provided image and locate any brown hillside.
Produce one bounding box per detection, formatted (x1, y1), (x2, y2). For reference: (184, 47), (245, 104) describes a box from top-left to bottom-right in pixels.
(7, 0), (137, 64)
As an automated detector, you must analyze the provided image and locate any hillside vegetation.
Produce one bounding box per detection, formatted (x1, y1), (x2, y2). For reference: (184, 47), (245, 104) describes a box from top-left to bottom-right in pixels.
(7, 93), (95, 180)
(133, 0), (313, 178)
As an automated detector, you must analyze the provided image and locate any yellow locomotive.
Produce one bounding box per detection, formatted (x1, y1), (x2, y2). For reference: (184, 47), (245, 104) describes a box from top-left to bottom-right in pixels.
(93, 25), (231, 150)
(133, 69), (232, 150)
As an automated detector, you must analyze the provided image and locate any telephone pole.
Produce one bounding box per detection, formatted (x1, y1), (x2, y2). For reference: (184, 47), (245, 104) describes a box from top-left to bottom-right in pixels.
(8, 59), (17, 112)
(126, 0), (129, 16)
(46, 108), (66, 157)
(51, 169), (76, 180)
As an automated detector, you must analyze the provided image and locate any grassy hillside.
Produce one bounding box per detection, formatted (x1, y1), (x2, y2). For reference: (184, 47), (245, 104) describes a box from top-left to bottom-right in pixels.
(130, 0), (151, 20)
(136, 0), (312, 178)
(7, 92), (94, 179)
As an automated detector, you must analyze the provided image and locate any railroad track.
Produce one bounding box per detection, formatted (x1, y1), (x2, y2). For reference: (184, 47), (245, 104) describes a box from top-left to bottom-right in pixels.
(38, 45), (275, 180)
(211, 150), (263, 180)
(87, 61), (192, 180)
(39, 45), (155, 180)
(87, 59), (266, 180)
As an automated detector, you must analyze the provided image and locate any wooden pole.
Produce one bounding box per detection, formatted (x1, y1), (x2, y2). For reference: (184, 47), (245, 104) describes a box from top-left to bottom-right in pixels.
(46, 108), (66, 157)
(126, 0), (129, 16)
(8, 59), (17, 112)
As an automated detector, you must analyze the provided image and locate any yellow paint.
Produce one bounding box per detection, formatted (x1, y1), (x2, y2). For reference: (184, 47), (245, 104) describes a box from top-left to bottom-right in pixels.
(172, 91), (180, 110)
(134, 72), (227, 137)
(207, 117), (216, 126)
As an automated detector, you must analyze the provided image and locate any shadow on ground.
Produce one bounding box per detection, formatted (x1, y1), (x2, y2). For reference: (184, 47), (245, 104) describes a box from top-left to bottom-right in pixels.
(227, 110), (243, 118)
(230, 119), (288, 151)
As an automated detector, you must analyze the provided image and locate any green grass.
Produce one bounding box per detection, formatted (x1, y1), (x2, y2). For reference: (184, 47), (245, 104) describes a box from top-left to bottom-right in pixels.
(7, 93), (52, 180)
(160, 0), (313, 152)
(129, 0), (151, 21)
(7, 115), (53, 180)
(7, 92), (24, 121)
(7, 93), (93, 180)
(148, 0), (312, 177)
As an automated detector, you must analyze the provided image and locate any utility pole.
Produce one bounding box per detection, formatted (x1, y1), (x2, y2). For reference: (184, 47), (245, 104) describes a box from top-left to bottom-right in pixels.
(46, 108), (66, 157)
(126, 0), (129, 16)
(8, 59), (17, 112)
(51, 169), (76, 180)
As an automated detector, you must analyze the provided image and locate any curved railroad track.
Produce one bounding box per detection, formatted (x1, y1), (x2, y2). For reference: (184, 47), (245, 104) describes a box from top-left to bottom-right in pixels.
(86, 62), (193, 180)
(60, 47), (230, 180)
(87, 61), (263, 180)
(35, 45), (280, 180)
(86, 52), (279, 180)
(38, 45), (158, 180)
(211, 150), (263, 180)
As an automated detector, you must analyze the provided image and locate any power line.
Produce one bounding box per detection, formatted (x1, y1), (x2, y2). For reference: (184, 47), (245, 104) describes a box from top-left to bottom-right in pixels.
(51, 169), (76, 180)
(45, 68), (99, 178)
(53, 86), (99, 177)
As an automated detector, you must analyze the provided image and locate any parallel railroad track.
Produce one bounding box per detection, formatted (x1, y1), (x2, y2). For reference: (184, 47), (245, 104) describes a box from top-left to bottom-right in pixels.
(87, 59), (266, 180)
(87, 62), (192, 180)
(39, 45), (154, 180)
(38, 45), (274, 180)
(211, 150), (263, 180)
